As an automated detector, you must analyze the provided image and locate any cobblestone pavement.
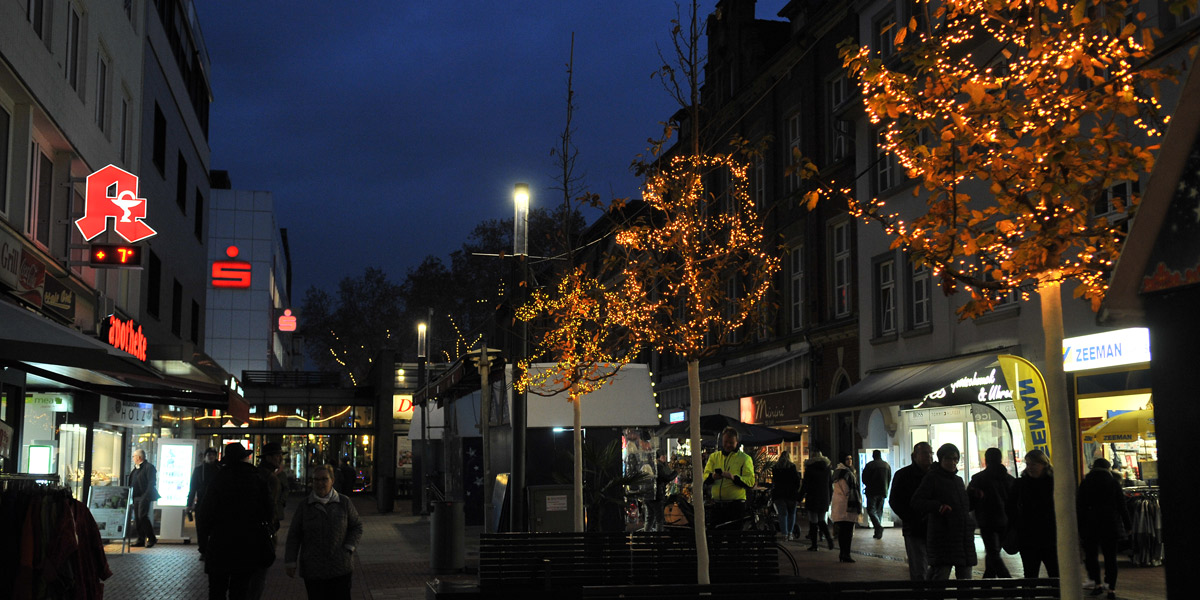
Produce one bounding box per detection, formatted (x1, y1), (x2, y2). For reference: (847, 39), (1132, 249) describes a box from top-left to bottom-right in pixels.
(101, 498), (1165, 599)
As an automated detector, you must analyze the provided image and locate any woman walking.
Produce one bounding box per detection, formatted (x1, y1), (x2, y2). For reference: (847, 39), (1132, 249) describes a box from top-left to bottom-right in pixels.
(1009, 449), (1058, 578)
(771, 451), (801, 540)
(831, 453), (862, 563)
(1078, 458), (1132, 599)
(799, 450), (834, 551)
(285, 464), (364, 599)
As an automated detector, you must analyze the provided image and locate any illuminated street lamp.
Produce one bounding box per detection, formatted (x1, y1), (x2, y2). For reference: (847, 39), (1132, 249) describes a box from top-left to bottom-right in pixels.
(417, 322), (429, 514)
(513, 183), (529, 257)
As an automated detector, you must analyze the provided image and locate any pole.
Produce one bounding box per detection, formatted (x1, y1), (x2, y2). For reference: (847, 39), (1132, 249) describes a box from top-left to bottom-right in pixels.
(418, 355), (428, 515)
(478, 343), (493, 532)
(511, 255), (529, 532)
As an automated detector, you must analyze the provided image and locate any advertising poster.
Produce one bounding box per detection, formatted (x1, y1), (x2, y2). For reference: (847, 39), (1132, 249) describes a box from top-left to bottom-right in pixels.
(157, 443), (195, 507)
(88, 486), (132, 540)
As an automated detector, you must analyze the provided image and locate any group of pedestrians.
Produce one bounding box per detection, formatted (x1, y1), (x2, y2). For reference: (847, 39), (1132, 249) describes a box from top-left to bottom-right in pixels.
(184, 442), (363, 600)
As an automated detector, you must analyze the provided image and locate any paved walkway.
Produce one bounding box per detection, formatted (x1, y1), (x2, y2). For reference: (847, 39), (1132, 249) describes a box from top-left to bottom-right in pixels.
(101, 497), (1166, 599)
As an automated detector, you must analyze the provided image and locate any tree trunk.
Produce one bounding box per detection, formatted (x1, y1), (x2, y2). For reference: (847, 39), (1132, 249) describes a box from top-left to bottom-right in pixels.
(573, 394), (584, 532)
(688, 359), (710, 584)
(1039, 280), (1081, 598)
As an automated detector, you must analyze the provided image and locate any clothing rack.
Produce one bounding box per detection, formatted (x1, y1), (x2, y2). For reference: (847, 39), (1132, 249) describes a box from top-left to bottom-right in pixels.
(0, 472), (61, 490)
(1123, 486), (1163, 567)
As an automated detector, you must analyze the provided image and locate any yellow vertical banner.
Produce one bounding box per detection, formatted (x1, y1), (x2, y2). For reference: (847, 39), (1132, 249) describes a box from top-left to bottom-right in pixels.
(998, 355), (1053, 461)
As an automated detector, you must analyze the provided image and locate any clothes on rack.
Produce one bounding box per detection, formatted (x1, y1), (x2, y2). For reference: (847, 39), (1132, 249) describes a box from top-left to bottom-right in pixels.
(1124, 487), (1164, 567)
(0, 480), (112, 599)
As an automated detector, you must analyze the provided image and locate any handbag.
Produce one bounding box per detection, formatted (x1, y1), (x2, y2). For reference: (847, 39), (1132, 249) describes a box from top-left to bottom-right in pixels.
(847, 496), (862, 514)
(1002, 527), (1020, 555)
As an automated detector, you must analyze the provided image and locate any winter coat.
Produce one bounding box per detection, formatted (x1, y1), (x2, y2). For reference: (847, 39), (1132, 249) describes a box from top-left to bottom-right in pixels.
(912, 464), (977, 567)
(199, 460), (274, 574)
(703, 449), (756, 501)
(129, 461), (160, 502)
(889, 463), (929, 538)
(771, 462), (800, 502)
(1077, 468), (1132, 543)
(285, 490), (364, 581)
(967, 465), (1015, 530)
(799, 456), (833, 513)
(1009, 473), (1056, 553)
(861, 458), (892, 497)
(830, 464), (862, 523)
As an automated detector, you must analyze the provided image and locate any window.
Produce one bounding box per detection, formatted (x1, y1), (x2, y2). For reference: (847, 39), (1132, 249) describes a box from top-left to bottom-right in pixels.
(190, 299), (200, 343)
(831, 221), (852, 318)
(194, 190), (205, 240)
(0, 106), (10, 216)
(96, 54), (110, 133)
(786, 113), (802, 193)
(66, 7), (81, 91)
(875, 129), (899, 193)
(152, 103), (166, 176)
(171, 279), (182, 336)
(176, 153), (188, 212)
(790, 245), (805, 331)
(28, 0), (48, 42)
(118, 97), (130, 163)
(828, 74), (852, 162)
(147, 250), (161, 318)
(1094, 180), (1138, 217)
(875, 10), (897, 61)
(27, 144), (53, 248)
(874, 256), (896, 337)
(908, 263), (932, 329)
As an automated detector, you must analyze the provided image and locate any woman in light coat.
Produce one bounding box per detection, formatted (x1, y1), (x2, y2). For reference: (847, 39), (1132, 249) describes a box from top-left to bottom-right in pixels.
(831, 453), (862, 563)
(285, 464), (364, 599)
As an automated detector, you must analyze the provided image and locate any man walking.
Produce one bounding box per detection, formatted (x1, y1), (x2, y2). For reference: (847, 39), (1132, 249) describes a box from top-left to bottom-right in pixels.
(248, 442), (287, 600)
(129, 448), (160, 548)
(912, 443), (977, 580)
(861, 449), (892, 539)
(890, 441), (933, 580)
(968, 448), (1015, 578)
(187, 447), (220, 558)
(703, 427), (756, 530)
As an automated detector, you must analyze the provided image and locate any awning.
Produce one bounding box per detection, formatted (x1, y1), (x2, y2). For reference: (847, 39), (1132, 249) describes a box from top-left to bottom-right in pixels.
(0, 300), (157, 378)
(801, 353), (1006, 417)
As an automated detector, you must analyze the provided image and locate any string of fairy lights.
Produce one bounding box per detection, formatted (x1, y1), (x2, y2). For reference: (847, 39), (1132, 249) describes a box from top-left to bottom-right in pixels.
(815, 0), (1176, 315)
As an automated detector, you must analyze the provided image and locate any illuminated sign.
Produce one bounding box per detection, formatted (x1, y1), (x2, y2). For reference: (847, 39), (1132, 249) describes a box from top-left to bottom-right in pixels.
(212, 245), (251, 288)
(393, 394), (414, 422)
(100, 314), (148, 361)
(89, 244), (143, 268)
(668, 411), (686, 424)
(278, 309), (297, 332)
(1062, 328), (1151, 372)
(99, 397), (153, 427)
(76, 165), (157, 243)
(156, 442), (195, 507)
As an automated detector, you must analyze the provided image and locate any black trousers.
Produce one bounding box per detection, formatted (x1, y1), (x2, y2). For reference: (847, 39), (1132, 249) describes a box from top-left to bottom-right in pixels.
(208, 571), (253, 600)
(979, 526), (1011, 578)
(837, 521), (854, 559)
(1020, 543), (1059, 578)
(303, 573), (352, 600)
(1083, 536), (1119, 590)
(133, 495), (156, 544)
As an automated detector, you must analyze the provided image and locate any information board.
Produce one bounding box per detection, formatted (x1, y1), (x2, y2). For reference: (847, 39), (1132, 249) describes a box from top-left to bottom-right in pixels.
(87, 485), (132, 541)
(157, 442), (195, 507)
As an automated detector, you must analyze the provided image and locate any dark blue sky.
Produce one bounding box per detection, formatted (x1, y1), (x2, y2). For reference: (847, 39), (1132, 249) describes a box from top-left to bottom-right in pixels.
(196, 1), (790, 300)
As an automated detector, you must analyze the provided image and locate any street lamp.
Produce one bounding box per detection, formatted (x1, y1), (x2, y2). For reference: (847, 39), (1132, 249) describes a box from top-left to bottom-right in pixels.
(417, 322), (429, 514)
(512, 182), (529, 532)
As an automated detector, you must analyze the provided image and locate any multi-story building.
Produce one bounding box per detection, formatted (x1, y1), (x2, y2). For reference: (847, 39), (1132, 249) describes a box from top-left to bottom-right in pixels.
(1, 1), (228, 505)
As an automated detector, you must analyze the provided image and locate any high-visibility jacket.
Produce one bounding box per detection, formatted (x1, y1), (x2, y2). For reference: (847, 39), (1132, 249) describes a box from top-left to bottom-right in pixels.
(703, 449), (756, 501)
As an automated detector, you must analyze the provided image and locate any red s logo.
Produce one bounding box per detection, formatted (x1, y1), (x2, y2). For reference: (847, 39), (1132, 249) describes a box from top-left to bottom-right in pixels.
(212, 246), (251, 288)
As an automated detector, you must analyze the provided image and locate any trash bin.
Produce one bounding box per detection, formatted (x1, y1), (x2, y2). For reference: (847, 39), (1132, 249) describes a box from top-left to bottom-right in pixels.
(430, 501), (464, 574)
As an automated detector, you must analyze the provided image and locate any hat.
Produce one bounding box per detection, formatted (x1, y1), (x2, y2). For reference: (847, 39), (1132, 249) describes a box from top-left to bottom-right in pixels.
(223, 442), (250, 463)
(259, 442), (285, 456)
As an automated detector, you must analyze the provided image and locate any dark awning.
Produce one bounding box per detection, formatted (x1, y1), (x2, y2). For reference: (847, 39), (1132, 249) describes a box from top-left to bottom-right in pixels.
(801, 352), (1006, 417)
(0, 300), (157, 379)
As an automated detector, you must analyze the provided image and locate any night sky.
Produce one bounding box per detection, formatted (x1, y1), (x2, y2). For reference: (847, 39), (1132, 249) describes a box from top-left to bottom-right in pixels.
(196, 1), (790, 300)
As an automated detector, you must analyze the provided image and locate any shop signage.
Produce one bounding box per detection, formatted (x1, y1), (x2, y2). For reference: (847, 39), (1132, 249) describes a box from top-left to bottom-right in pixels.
(1062, 328), (1151, 372)
(998, 355), (1053, 460)
(42, 276), (75, 321)
(76, 165), (157, 243)
(212, 245), (251, 288)
(923, 368), (1012, 404)
(668, 411), (686, 424)
(278, 309), (297, 332)
(26, 394), (74, 412)
(393, 394), (414, 422)
(99, 396), (154, 427)
(16, 249), (46, 308)
(100, 314), (147, 361)
(743, 390), (804, 426)
(0, 228), (22, 289)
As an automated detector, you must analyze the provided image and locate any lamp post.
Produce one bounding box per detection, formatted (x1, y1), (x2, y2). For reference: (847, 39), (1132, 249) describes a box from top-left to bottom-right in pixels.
(512, 182), (529, 532)
(417, 322), (429, 515)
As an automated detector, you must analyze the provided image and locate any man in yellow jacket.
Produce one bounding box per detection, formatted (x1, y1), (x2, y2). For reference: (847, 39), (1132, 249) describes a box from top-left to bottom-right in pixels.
(704, 427), (756, 530)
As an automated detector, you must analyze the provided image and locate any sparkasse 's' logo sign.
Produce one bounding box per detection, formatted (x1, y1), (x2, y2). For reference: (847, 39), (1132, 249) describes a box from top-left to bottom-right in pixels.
(76, 165), (158, 243)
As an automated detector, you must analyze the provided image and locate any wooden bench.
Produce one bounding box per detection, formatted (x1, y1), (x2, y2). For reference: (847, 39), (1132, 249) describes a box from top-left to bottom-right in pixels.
(579, 578), (1061, 600)
(827, 578), (1061, 599)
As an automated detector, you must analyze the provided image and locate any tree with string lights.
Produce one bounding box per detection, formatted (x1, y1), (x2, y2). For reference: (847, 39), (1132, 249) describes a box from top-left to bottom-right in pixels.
(609, 3), (780, 581)
(802, 1), (1196, 593)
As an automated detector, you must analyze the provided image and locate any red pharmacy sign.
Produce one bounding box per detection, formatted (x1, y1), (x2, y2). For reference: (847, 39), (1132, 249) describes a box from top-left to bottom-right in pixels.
(76, 165), (157, 243)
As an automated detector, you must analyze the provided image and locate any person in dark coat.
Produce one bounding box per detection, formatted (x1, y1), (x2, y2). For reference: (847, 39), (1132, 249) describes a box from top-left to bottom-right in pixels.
(968, 447), (1015, 578)
(771, 451), (801, 540)
(1077, 458), (1132, 599)
(799, 450), (833, 551)
(861, 449), (892, 539)
(1009, 449), (1058, 578)
(129, 448), (160, 548)
(200, 442), (275, 600)
(911, 443), (977, 580)
(646, 451), (677, 532)
(187, 447), (220, 558)
(890, 441), (933, 580)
